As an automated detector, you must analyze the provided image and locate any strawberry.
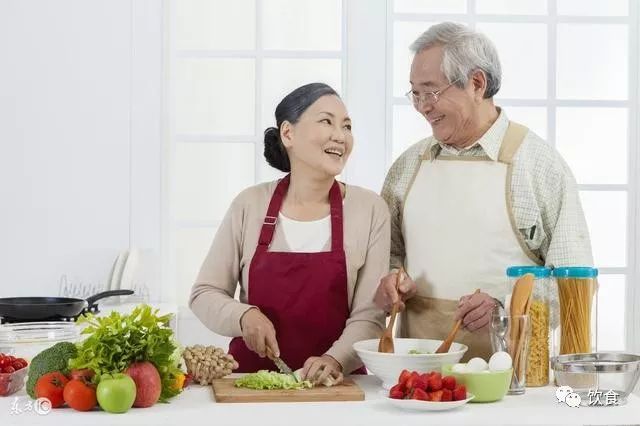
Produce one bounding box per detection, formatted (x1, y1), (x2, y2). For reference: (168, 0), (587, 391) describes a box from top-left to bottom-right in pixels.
(405, 371), (420, 390)
(415, 374), (430, 391)
(428, 374), (443, 391)
(453, 385), (467, 401)
(442, 375), (457, 391)
(442, 389), (453, 402)
(412, 388), (429, 401)
(398, 369), (411, 386)
(390, 389), (404, 399)
(430, 390), (443, 402)
(389, 383), (405, 398)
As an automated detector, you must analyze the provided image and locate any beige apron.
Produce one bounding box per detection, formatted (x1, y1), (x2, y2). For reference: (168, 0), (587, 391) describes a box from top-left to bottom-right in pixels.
(399, 121), (542, 361)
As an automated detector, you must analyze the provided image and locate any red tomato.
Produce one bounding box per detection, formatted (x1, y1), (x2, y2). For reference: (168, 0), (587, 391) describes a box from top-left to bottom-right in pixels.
(69, 368), (95, 382)
(63, 379), (97, 412)
(3, 366), (15, 374)
(35, 372), (69, 408)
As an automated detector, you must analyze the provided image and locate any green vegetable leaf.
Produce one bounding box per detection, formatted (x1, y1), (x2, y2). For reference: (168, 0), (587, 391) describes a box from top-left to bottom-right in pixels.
(234, 371), (313, 390)
(69, 304), (183, 402)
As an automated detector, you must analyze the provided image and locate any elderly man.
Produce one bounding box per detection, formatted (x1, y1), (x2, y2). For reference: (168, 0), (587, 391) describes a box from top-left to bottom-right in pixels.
(374, 22), (593, 360)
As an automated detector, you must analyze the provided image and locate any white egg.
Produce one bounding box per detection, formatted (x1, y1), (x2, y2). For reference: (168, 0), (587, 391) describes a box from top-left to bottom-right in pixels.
(451, 363), (467, 374)
(488, 351), (513, 371)
(466, 357), (489, 372)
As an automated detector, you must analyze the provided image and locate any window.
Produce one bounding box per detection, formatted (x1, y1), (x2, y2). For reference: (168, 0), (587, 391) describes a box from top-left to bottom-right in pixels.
(166, 0), (345, 307)
(166, 0), (639, 353)
(388, 0), (636, 352)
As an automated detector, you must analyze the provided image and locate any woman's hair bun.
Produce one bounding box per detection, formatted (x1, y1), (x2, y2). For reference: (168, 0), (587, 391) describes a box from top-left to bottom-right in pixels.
(263, 126), (290, 172)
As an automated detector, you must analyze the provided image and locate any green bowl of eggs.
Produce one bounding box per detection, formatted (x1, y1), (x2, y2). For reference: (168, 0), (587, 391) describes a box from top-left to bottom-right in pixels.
(442, 352), (513, 403)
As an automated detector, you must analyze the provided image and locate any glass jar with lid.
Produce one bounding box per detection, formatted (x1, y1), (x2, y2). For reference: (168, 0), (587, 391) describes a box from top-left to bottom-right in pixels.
(506, 266), (552, 387)
(551, 267), (598, 355)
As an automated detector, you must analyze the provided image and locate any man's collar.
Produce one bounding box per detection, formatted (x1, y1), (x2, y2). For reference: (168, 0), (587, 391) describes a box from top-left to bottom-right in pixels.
(427, 108), (508, 161)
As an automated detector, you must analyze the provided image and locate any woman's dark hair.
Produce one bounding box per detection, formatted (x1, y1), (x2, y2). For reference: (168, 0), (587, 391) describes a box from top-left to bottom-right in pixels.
(264, 82), (339, 172)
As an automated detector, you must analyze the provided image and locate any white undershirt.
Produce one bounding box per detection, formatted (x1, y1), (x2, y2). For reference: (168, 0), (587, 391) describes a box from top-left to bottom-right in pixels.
(278, 213), (331, 252)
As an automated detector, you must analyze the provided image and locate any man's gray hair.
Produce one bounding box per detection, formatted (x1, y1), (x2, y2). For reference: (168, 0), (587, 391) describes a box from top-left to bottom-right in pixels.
(410, 22), (501, 99)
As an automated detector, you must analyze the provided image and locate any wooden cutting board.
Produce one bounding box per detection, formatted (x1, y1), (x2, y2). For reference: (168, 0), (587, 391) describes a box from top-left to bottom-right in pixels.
(211, 378), (365, 403)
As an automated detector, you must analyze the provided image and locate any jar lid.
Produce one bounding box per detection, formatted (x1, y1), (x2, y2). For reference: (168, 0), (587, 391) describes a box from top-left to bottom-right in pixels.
(551, 267), (598, 278)
(506, 266), (551, 278)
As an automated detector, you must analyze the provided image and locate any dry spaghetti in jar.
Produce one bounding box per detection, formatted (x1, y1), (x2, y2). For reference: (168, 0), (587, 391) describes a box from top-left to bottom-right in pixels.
(552, 267), (598, 355)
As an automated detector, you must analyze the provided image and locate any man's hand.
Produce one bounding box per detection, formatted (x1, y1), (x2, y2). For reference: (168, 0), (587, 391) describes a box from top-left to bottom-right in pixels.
(374, 270), (417, 313)
(240, 308), (280, 358)
(454, 291), (498, 332)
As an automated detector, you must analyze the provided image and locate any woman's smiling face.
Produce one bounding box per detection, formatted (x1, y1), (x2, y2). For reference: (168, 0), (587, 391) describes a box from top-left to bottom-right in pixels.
(281, 95), (353, 178)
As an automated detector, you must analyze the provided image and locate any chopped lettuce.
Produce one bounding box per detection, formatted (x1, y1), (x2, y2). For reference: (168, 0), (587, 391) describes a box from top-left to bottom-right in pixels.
(234, 370), (313, 390)
(408, 349), (432, 354)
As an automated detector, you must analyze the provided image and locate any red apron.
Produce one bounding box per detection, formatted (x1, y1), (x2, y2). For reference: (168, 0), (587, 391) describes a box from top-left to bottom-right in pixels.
(228, 175), (365, 374)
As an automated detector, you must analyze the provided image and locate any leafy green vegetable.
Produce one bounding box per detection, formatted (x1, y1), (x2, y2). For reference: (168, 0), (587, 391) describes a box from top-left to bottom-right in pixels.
(235, 370), (312, 390)
(408, 349), (432, 354)
(26, 342), (77, 398)
(69, 304), (183, 402)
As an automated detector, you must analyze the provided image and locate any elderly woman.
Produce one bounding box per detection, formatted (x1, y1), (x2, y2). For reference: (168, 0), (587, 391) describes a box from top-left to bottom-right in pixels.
(374, 22), (593, 360)
(190, 83), (389, 384)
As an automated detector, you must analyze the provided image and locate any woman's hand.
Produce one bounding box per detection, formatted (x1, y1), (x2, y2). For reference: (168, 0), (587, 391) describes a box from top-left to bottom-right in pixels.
(300, 355), (343, 386)
(240, 308), (280, 358)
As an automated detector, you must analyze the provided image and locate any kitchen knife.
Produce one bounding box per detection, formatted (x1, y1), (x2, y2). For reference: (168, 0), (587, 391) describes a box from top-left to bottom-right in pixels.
(266, 348), (298, 381)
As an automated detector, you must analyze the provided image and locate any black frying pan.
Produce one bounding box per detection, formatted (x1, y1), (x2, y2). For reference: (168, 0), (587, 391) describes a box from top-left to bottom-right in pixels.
(0, 290), (134, 321)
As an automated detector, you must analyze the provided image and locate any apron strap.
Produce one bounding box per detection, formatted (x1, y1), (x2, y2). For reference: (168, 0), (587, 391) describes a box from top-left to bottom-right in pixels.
(498, 121), (529, 164)
(258, 175), (290, 247)
(258, 175), (344, 252)
(328, 180), (344, 251)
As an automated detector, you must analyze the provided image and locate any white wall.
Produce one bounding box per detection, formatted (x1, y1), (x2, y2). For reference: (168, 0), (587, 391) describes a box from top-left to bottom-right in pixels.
(0, 0), (163, 299)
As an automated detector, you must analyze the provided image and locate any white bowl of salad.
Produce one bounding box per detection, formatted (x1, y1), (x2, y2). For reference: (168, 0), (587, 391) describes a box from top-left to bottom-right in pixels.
(353, 338), (467, 389)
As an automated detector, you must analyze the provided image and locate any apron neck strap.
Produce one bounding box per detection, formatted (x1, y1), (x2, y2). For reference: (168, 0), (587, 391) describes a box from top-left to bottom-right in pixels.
(328, 179), (344, 251)
(258, 174), (344, 251)
(498, 121), (529, 164)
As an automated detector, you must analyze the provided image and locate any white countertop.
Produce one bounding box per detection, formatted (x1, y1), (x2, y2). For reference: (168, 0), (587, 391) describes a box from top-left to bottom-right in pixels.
(3, 375), (639, 426)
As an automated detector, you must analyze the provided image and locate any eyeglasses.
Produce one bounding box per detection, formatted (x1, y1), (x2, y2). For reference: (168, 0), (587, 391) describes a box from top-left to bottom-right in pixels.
(405, 79), (460, 107)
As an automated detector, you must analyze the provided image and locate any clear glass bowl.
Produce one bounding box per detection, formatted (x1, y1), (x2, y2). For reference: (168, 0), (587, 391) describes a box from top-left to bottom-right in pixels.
(0, 365), (28, 396)
(0, 322), (83, 361)
(551, 353), (640, 406)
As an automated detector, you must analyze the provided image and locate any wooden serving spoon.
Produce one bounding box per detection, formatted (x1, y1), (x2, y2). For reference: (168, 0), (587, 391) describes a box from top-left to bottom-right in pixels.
(435, 289), (481, 354)
(378, 268), (405, 353)
(508, 273), (534, 359)
(508, 273), (535, 380)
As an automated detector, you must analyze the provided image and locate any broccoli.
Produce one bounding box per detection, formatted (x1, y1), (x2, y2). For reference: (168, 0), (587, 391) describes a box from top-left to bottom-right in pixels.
(26, 341), (78, 398)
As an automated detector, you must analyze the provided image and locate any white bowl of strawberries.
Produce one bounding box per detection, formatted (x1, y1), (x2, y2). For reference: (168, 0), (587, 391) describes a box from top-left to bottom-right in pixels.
(383, 370), (473, 411)
(353, 338), (467, 389)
